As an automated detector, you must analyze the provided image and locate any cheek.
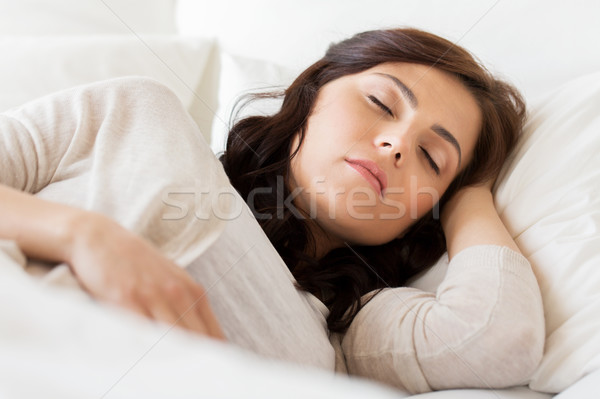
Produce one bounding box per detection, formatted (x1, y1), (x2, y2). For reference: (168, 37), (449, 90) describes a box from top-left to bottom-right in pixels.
(412, 180), (445, 219)
(309, 97), (368, 142)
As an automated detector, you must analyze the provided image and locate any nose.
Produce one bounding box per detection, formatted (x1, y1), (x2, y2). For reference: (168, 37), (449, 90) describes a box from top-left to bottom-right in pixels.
(375, 128), (410, 165)
(380, 142), (402, 161)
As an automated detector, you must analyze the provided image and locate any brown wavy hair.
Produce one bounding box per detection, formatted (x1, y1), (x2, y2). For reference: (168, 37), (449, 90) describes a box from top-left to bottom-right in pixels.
(219, 28), (526, 332)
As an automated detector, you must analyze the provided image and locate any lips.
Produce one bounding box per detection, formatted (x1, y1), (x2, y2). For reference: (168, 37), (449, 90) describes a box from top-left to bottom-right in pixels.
(345, 158), (388, 196)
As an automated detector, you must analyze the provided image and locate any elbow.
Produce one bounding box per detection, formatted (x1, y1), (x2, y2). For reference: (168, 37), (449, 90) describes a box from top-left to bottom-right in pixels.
(435, 291), (546, 390)
(429, 313), (545, 392)
(475, 297), (545, 388)
(483, 259), (546, 387)
(497, 316), (545, 385)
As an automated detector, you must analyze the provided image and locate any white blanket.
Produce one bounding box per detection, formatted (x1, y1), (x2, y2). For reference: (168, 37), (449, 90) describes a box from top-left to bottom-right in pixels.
(0, 239), (552, 399)
(0, 240), (397, 399)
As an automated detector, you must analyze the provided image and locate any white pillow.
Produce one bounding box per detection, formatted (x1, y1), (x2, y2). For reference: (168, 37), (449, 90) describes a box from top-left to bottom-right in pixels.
(406, 254), (449, 293)
(203, 50), (298, 154)
(0, 0), (176, 35)
(0, 35), (213, 127)
(493, 71), (600, 393)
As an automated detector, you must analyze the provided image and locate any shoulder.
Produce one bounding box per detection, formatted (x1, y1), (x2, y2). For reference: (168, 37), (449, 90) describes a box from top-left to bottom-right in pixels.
(76, 76), (184, 110)
(3, 76), (187, 124)
(81, 76), (174, 94)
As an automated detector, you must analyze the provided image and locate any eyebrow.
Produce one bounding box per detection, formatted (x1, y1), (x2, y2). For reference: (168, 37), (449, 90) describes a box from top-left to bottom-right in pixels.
(432, 124), (462, 168)
(375, 72), (462, 168)
(375, 72), (418, 109)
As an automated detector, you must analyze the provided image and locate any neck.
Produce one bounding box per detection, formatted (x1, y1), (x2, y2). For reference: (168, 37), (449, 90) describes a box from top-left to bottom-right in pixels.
(304, 219), (344, 259)
(286, 174), (344, 259)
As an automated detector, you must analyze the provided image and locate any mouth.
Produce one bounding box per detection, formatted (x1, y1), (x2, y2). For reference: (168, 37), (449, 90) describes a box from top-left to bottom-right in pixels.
(345, 158), (388, 196)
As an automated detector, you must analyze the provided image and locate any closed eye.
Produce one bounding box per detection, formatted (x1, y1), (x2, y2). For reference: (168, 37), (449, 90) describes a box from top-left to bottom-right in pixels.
(419, 146), (440, 176)
(368, 95), (393, 117)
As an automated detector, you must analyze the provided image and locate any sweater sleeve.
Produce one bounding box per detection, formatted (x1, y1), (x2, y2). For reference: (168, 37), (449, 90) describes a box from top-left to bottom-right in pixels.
(0, 77), (172, 194)
(340, 245), (545, 394)
(0, 95), (79, 193)
(0, 77), (230, 266)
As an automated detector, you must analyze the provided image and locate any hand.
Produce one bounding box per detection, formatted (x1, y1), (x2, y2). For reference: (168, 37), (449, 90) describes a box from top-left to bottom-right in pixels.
(440, 181), (520, 259)
(66, 212), (225, 340)
(440, 184), (492, 227)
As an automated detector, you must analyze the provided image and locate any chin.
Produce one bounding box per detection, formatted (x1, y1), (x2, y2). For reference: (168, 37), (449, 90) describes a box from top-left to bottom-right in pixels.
(319, 216), (405, 248)
(339, 229), (400, 247)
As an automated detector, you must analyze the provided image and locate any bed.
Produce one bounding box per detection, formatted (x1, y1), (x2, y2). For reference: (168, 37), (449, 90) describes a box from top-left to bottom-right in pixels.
(1, 1), (600, 398)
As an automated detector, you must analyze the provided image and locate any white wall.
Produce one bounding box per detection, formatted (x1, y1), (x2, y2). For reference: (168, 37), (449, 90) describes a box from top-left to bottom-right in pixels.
(177, 0), (600, 101)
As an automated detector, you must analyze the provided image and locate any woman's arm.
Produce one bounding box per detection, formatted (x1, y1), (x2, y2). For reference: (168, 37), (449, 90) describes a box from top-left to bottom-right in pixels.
(0, 78), (227, 339)
(341, 184), (544, 393)
(0, 183), (224, 338)
(441, 183), (521, 259)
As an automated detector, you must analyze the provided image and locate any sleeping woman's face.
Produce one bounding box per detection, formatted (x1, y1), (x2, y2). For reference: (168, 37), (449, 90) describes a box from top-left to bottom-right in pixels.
(288, 62), (482, 255)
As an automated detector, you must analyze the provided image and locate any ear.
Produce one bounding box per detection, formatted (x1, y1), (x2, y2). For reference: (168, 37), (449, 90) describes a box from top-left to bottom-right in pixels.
(289, 130), (304, 158)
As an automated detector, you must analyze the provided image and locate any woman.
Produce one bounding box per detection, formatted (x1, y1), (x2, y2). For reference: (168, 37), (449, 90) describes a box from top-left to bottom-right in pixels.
(221, 28), (533, 332)
(0, 28), (544, 393)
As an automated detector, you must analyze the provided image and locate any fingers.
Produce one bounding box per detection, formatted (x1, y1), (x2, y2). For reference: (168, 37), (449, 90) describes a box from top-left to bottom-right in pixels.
(144, 294), (210, 336)
(134, 275), (225, 340)
(190, 292), (226, 340)
(169, 281), (226, 340)
(119, 298), (153, 320)
(163, 280), (211, 335)
(70, 224), (226, 340)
